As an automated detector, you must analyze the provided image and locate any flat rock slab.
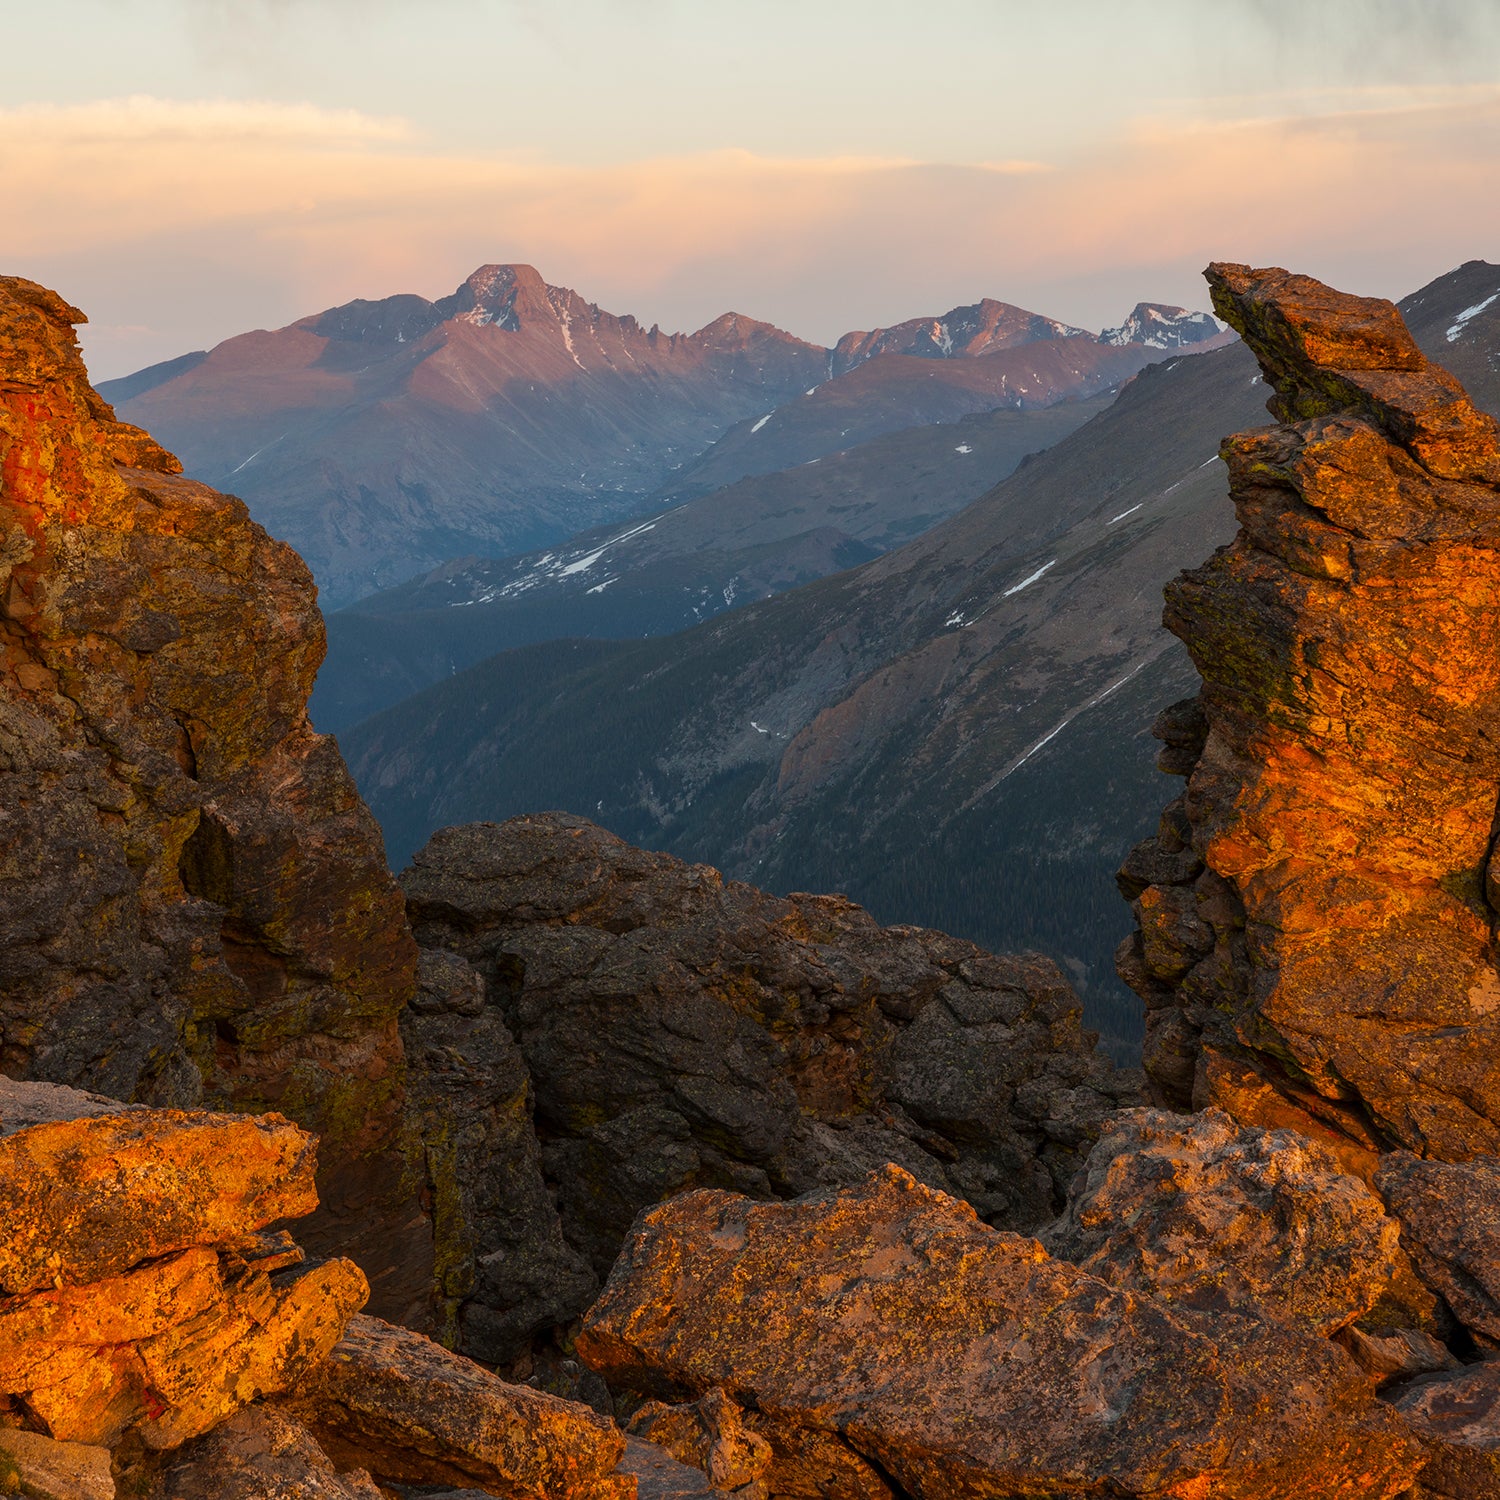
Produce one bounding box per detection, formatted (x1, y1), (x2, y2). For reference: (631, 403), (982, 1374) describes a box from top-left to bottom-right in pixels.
(0, 1105), (317, 1295)
(0, 1077), (136, 1137)
(0, 1427), (114, 1500)
(289, 1314), (633, 1499)
(579, 1164), (1421, 1500)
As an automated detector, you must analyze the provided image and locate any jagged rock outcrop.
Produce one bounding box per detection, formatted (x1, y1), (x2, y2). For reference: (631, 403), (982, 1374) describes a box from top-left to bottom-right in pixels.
(0, 1077), (648, 1500)
(577, 1164), (1423, 1499)
(626, 1389), (770, 1500)
(1040, 1107), (1433, 1338)
(400, 949), (595, 1362)
(0, 278), (424, 1312)
(0, 1080), (367, 1457)
(401, 813), (1139, 1340)
(1377, 1153), (1500, 1350)
(1117, 262), (1500, 1166)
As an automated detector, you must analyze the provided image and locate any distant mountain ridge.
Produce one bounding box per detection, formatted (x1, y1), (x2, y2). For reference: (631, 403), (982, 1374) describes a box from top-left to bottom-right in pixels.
(339, 261), (1500, 1056)
(104, 266), (1227, 607)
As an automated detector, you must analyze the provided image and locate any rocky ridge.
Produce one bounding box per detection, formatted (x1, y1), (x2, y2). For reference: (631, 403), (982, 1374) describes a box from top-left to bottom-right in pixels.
(399, 812), (1139, 1360)
(1117, 263), (1500, 1166)
(0, 276), (425, 1315)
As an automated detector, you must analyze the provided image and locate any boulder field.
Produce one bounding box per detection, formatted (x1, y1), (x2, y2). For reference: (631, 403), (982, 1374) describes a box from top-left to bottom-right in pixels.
(7, 263), (1500, 1497)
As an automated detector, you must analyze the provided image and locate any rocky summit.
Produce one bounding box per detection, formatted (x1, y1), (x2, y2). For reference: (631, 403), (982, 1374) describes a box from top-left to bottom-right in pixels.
(1119, 261), (1500, 1169)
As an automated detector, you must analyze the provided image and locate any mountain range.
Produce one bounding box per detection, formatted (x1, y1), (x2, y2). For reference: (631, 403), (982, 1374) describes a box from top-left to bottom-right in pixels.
(103, 267), (1227, 607)
(339, 259), (1500, 1053)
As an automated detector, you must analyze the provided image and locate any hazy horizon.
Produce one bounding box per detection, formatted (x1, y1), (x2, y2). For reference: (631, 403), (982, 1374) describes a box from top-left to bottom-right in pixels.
(6, 0), (1497, 379)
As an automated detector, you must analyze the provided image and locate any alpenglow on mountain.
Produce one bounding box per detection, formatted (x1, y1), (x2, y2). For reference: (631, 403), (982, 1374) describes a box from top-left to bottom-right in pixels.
(103, 265), (1228, 606)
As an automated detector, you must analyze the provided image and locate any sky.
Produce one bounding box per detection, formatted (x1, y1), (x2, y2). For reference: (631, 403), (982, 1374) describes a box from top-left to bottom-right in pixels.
(4, 0), (1498, 378)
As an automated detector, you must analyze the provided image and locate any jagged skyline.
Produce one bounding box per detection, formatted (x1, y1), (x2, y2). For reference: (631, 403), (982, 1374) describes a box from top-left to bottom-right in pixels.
(5, 0), (1498, 377)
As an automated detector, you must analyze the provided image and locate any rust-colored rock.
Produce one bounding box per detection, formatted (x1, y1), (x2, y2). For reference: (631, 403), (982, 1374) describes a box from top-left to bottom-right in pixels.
(286, 1314), (633, 1499)
(0, 276), (423, 1309)
(627, 1388), (771, 1499)
(0, 1096), (315, 1295)
(1377, 1153), (1500, 1349)
(1118, 263), (1500, 1162)
(1040, 1107), (1429, 1336)
(578, 1164), (1421, 1499)
(0, 1084), (367, 1451)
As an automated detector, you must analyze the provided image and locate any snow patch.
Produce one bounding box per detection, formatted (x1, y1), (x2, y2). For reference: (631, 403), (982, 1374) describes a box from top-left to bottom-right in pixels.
(1108, 504), (1142, 525)
(1003, 560), (1057, 597)
(1447, 292), (1500, 342)
(751, 413), (773, 434)
(954, 444), (973, 454)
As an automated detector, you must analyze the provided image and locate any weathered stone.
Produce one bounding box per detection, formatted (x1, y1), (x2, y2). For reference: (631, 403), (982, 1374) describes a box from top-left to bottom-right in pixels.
(3, 1245), (366, 1448)
(627, 1388), (770, 1499)
(0, 1099), (316, 1294)
(0, 276), (423, 1314)
(0, 1427), (114, 1500)
(1119, 263), (1500, 1163)
(578, 1164), (1421, 1499)
(1391, 1360), (1500, 1499)
(1040, 1107), (1426, 1336)
(618, 1437), (734, 1500)
(402, 814), (1137, 1339)
(1336, 1325), (1457, 1385)
(1378, 1153), (1500, 1348)
(400, 948), (594, 1361)
(145, 1405), (385, 1499)
(286, 1314), (633, 1498)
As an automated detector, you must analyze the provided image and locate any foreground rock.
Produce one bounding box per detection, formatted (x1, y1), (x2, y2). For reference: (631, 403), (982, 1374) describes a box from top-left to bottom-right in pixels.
(286, 1315), (632, 1498)
(0, 1080), (364, 1454)
(403, 814), (1138, 1350)
(1117, 263), (1500, 1165)
(1041, 1107), (1431, 1337)
(0, 276), (423, 1313)
(1378, 1153), (1500, 1348)
(1393, 1361), (1500, 1499)
(578, 1164), (1421, 1499)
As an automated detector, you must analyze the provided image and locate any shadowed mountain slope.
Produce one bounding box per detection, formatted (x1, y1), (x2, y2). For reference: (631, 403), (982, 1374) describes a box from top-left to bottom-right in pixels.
(311, 393), (1114, 730)
(343, 261), (1500, 1055)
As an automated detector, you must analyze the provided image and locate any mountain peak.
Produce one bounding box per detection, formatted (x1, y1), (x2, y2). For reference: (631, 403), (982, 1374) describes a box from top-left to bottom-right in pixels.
(1099, 303), (1226, 351)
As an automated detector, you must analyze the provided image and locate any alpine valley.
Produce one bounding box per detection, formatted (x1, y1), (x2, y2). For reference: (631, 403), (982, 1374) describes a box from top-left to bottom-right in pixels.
(329, 261), (1500, 1054)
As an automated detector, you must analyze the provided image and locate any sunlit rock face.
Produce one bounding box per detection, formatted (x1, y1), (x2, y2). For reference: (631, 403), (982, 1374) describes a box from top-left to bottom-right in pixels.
(1118, 261), (1500, 1169)
(0, 277), (424, 1312)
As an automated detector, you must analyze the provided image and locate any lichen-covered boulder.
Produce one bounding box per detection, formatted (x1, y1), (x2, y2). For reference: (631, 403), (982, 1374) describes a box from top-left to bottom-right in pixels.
(285, 1315), (633, 1499)
(578, 1165), (1421, 1499)
(0, 276), (424, 1315)
(1041, 1107), (1429, 1336)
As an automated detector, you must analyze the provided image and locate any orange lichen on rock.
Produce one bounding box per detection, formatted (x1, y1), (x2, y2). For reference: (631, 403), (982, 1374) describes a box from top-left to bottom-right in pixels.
(0, 1080), (366, 1453)
(286, 1314), (634, 1499)
(578, 1164), (1421, 1499)
(0, 275), (423, 1313)
(1118, 262), (1500, 1164)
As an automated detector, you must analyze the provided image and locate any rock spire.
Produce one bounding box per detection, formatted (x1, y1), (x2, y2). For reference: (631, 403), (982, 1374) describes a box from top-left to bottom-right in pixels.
(1119, 262), (1500, 1167)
